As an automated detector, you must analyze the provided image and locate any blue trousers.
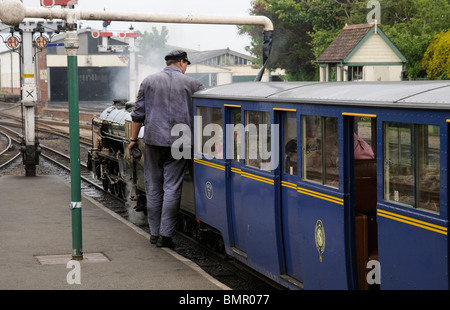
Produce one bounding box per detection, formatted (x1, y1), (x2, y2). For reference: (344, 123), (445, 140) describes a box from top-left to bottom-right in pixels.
(144, 145), (186, 238)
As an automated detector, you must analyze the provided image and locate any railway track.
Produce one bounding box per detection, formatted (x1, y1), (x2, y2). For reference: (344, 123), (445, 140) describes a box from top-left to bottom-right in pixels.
(0, 111), (92, 145)
(0, 129), (12, 156)
(0, 121), (124, 204)
(0, 125), (22, 169)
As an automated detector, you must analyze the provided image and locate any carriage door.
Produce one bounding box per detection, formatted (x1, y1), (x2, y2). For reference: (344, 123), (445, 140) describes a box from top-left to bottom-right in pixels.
(278, 110), (303, 283)
(225, 106), (247, 256)
(345, 114), (378, 290)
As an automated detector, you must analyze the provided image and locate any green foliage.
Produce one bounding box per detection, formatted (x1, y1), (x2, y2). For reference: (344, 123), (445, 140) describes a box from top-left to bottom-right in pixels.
(381, 0), (450, 79)
(137, 26), (169, 67)
(138, 26), (169, 51)
(240, 0), (450, 81)
(421, 31), (450, 80)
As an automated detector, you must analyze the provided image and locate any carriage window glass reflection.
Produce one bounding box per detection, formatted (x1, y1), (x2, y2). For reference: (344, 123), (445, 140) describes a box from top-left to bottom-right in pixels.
(283, 115), (297, 176)
(302, 115), (322, 183)
(245, 111), (271, 171)
(418, 125), (440, 212)
(384, 123), (414, 206)
(324, 117), (339, 187)
(383, 122), (440, 213)
(302, 115), (339, 188)
(232, 112), (242, 162)
(196, 107), (223, 159)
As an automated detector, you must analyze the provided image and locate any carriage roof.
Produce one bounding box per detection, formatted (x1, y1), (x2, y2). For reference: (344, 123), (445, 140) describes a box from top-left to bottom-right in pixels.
(193, 81), (450, 109)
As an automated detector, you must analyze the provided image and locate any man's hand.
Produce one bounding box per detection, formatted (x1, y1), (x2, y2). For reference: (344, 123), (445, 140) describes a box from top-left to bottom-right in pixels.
(128, 141), (137, 151)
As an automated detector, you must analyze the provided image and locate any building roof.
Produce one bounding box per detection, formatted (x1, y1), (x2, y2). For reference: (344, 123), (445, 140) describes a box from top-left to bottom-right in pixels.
(318, 24), (376, 62)
(317, 23), (407, 65)
(188, 48), (253, 65)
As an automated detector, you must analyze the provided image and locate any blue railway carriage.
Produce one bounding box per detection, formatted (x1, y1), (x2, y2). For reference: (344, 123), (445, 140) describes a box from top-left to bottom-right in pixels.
(192, 81), (450, 290)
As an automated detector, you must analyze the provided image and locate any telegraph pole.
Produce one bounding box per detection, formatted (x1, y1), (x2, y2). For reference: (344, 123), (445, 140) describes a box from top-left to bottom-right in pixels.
(20, 21), (39, 176)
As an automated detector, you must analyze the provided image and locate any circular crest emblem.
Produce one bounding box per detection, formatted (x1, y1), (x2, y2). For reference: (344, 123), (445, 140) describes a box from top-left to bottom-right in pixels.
(6, 35), (20, 50)
(35, 35), (48, 49)
(205, 181), (213, 200)
(315, 220), (325, 262)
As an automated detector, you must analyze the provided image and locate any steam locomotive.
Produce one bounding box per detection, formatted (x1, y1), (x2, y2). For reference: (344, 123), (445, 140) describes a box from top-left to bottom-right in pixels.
(88, 81), (450, 290)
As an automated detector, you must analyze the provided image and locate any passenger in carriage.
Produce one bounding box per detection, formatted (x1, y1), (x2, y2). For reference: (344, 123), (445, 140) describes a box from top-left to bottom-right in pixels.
(354, 133), (374, 159)
(285, 139), (297, 175)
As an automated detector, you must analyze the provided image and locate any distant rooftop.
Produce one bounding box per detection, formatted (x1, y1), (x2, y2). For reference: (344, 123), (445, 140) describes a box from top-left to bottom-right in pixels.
(317, 24), (375, 62)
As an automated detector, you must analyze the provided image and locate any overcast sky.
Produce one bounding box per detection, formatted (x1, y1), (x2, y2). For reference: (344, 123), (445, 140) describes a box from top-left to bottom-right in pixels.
(18, 0), (254, 54)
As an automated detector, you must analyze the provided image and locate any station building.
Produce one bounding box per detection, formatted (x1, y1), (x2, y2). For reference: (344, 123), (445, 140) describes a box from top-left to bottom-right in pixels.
(0, 27), (130, 104)
(185, 48), (284, 87)
(0, 51), (20, 95)
(317, 23), (407, 82)
(44, 28), (130, 102)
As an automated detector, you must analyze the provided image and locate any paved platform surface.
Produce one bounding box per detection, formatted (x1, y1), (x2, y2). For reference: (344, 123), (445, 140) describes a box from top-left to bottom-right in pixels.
(0, 175), (229, 290)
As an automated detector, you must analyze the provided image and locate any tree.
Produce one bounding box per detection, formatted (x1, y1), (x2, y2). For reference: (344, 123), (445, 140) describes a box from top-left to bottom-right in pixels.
(239, 0), (370, 80)
(421, 31), (450, 80)
(381, 0), (450, 79)
(239, 0), (318, 80)
(137, 26), (169, 68)
(240, 0), (450, 81)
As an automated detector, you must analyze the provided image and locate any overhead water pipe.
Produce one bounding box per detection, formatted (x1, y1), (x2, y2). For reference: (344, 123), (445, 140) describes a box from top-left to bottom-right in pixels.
(0, 0), (274, 81)
(1, 4), (274, 31)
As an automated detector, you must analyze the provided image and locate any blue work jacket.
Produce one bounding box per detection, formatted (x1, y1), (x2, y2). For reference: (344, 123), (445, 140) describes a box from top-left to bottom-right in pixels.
(131, 66), (204, 147)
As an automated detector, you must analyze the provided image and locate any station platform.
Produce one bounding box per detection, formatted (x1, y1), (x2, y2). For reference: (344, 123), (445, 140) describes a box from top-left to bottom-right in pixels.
(0, 175), (229, 290)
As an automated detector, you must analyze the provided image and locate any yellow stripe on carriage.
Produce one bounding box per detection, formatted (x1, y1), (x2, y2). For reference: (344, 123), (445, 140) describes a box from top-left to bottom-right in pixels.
(193, 158), (225, 171)
(230, 168), (243, 177)
(283, 181), (342, 205)
(227, 166), (274, 185)
(224, 104), (241, 108)
(297, 186), (344, 205)
(281, 180), (297, 190)
(273, 108), (297, 112)
(241, 171), (274, 185)
(209, 164), (274, 185)
(196, 160), (343, 203)
(377, 209), (447, 235)
(342, 112), (377, 118)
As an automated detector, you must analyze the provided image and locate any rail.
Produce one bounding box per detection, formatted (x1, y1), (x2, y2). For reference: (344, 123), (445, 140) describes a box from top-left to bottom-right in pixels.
(0, 129), (12, 157)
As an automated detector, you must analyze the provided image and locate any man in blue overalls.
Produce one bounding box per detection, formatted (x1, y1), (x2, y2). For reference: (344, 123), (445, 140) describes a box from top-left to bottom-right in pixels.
(128, 50), (204, 248)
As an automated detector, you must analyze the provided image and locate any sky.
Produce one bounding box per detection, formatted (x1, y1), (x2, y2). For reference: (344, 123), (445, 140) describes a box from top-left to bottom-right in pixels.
(17, 0), (255, 54)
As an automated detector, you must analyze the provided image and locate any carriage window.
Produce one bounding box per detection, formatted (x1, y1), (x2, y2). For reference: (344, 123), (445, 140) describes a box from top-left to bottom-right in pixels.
(302, 115), (339, 188)
(384, 122), (440, 213)
(355, 116), (375, 155)
(245, 111), (271, 171)
(283, 115), (297, 176)
(196, 107), (223, 159)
